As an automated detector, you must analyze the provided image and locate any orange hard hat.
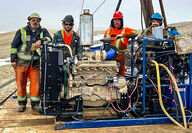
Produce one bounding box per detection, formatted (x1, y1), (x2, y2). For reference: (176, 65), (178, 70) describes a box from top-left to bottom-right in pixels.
(113, 11), (123, 19)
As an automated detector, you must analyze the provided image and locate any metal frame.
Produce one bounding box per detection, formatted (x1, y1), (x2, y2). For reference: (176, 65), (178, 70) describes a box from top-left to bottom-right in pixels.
(142, 39), (192, 111)
(55, 116), (192, 129)
(54, 39), (192, 129)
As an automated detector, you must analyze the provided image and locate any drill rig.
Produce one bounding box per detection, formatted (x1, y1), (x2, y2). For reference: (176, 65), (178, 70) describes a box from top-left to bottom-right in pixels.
(39, 0), (192, 129)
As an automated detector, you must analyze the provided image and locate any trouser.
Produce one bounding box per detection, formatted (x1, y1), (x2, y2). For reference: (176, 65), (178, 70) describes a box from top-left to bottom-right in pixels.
(115, 53), (125, 76)
(14, 64), (40, 106)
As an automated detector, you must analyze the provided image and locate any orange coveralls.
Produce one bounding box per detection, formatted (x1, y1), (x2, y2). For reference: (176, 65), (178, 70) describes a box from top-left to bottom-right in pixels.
(10, 25), (51, 106)
(14, 64), (40, 101)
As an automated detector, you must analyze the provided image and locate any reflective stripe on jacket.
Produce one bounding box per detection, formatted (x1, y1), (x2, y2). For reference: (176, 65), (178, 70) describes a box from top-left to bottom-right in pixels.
(17, 26), (43, 61)
(52, 29), (82, 57)
(10, 24), (51, 67)
(104, 27), (137, 53)
(61, 29), (74, 46)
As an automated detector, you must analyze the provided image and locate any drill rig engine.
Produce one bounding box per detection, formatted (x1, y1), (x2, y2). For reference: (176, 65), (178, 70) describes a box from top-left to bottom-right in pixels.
(40, 10), (128, 118)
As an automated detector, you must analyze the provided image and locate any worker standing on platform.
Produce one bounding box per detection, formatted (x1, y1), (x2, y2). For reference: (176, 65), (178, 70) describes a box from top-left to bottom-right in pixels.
(139, 12), (167, 38)
(52, 15), (82, 58)
(104, 11), (138, 76)
(10, 12), (52, 112)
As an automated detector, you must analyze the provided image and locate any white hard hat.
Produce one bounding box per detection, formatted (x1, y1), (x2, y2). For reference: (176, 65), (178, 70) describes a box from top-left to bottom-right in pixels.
(27, 12), (41, 21)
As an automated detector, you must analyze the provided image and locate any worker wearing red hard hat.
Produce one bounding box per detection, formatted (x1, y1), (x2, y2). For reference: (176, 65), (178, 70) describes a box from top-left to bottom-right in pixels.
(104, 11), (138, 76)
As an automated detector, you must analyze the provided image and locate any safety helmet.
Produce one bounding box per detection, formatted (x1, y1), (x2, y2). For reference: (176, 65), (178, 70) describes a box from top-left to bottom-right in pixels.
(151, 13), (163, 21)
(113, 11), (123, 19)
(150, 13), (163, 26)
(27, 12), (41, 21)
(62, 15), (74, 24)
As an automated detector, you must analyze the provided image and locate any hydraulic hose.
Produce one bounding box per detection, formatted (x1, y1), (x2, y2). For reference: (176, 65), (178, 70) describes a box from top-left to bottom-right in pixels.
(151, 60), (187, 128)
(159, 63), (187, 128)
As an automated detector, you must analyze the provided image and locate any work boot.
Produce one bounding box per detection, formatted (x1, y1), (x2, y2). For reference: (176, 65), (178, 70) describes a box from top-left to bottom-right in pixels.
(31, 105), (40, 112)
(18, 105), (26, 112)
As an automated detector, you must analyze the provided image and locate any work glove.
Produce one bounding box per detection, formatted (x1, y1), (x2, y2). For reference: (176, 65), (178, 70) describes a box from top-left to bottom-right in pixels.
(116, 34), (123, 40)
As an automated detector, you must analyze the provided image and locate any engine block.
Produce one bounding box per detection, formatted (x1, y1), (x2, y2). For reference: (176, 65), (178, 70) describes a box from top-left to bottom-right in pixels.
(66, 60), (127, 106)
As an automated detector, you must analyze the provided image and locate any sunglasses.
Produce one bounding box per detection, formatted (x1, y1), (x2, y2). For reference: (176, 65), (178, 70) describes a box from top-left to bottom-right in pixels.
(64, 23), (73, 26)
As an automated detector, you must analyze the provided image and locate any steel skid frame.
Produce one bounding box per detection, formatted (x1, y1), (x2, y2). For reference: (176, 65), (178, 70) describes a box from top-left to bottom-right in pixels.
(55, 39), (192, 130)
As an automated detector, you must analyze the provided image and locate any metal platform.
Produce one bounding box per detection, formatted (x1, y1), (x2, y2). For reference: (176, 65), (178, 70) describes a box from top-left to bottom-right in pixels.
(55, 39), (192, 130)
(55, 116), (192, 129)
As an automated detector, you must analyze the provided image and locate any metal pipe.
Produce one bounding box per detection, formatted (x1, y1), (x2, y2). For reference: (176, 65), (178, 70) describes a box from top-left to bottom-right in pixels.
(140, 0), (148, 28)
(115, 0), (122, 11)
(159, 0), (168, 27)
(147, 0), (154, 17)
(140, 0), (154, 28)
(80, 9), (93, 47)
(53, 44), (73, 58)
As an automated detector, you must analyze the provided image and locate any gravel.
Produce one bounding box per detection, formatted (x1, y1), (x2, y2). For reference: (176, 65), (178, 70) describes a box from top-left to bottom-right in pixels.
(0, 65), (16, 103)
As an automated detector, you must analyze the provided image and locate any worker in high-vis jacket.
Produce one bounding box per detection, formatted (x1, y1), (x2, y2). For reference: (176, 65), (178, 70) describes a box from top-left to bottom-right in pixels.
(10, 12), (52, 112)
(104, 11), (138, 76)
(52, 15), (82, 58)
(140, 12), (167, 38)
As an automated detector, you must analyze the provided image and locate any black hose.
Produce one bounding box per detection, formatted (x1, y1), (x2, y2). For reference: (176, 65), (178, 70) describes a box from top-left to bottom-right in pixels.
(0, 89), (17, 106)
(72, 93), (111, 122)
(80, 76), (108, 87)
(85, 83), (107, 87)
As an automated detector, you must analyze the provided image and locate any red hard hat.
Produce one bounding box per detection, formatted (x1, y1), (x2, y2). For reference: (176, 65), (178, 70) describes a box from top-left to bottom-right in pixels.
(113, 11), (123, 19)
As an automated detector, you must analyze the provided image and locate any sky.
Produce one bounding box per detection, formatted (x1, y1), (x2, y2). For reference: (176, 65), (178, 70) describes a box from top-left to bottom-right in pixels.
(0, 0), (191, 32)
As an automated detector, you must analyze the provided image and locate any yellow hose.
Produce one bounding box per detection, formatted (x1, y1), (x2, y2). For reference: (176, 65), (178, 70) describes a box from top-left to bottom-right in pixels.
(151, 60), (187, 128)
(159, 63), (187, 128)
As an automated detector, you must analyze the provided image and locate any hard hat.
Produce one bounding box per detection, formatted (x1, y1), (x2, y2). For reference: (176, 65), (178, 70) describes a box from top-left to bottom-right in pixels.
(62, 15), (74, 24)
(27, 12), (41, 21)
(151, 13), (163, 21)
(113, 11), (123, 19)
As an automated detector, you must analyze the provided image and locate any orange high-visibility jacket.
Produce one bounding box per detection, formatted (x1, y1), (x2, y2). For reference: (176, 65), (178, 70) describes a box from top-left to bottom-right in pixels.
(104, 27), (137, 51)
(104, 27), (137, 76)
(61, 29), (74, 46)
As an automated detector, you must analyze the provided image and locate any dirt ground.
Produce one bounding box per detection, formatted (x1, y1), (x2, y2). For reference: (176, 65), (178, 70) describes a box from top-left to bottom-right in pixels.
(0, 98), (192, 133)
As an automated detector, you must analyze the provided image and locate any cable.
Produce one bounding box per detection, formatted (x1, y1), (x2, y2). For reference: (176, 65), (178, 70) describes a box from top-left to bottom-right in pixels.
(151, 60), (187, 128)
(80, 0), (85, 14)
(185, 110), (192, 123)
(93, 0), (108, 15)
(110, 78), (139, 113)
(72, 93), (110, 122)
(115, 83), (140, 115)
(148, 78), (158, 92)
(0, 89), (17, 106)
(148, 77), (171, 100)
(72, 102), (110, 122)
(77, 0), (85, 33)
(115, 87), (124, 111)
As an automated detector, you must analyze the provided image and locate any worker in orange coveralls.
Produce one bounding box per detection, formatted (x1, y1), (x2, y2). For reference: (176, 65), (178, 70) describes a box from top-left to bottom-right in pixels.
(10, 13), (52, 112)
(104, 11), (138, 76)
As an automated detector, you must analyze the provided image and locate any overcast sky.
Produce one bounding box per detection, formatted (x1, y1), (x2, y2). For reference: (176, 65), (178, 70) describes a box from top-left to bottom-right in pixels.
(0, 0), (191, 32)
